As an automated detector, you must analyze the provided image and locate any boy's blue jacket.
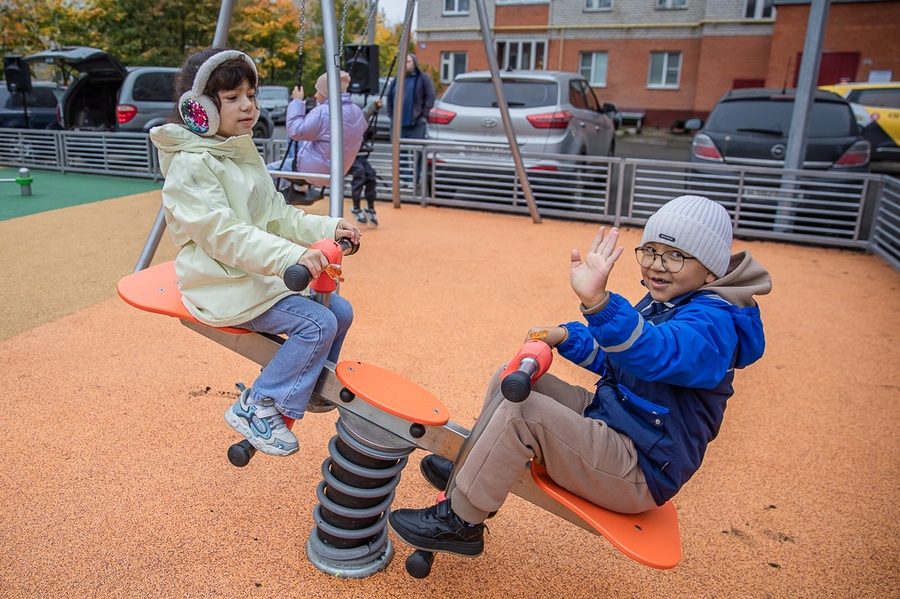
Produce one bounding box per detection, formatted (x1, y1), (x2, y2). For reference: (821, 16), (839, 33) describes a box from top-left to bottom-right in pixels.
(555, 251), (771, 505)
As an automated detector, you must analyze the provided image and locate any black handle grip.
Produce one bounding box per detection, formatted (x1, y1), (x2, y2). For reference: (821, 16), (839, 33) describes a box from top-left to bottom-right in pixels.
(500, 370), (531, 403)
(338, 237), (360, 256)
(284, 238), (359, 291)
(284, 264), (311, 291)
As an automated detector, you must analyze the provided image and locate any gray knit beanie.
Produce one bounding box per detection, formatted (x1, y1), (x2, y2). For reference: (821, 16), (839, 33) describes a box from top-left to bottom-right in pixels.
(640, 195), (733, 277)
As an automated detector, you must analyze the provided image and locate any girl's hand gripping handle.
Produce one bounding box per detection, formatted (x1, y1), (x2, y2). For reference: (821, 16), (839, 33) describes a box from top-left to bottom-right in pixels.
(500, 340), (554, 402)
(283, 238), (360, 292)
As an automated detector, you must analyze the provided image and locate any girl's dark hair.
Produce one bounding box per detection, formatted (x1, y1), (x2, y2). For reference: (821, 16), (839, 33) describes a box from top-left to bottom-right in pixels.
(170, 48), (258, 123)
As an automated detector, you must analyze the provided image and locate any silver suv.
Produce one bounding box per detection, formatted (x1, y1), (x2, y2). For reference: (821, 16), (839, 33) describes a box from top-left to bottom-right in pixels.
(257, 86), (289, 124)
(24, 46), (273, 138)
(116, 66), (179, 132)
(428, 70), (618, 159)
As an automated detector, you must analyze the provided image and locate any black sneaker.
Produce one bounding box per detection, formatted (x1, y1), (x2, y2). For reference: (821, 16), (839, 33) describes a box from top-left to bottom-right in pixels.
(419, 455), (497, 519)
(365, 208), (378, 227)
(420, 454), (453, 491)
(351, 207), (367, 224)
(388, 499), (484, 557)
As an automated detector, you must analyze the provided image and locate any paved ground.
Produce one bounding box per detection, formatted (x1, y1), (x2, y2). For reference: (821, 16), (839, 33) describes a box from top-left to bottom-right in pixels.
(0, 171), (898, 598)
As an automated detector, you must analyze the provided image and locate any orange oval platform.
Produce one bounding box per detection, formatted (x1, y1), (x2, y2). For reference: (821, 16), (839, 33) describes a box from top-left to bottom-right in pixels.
(335, 361), (450, 427)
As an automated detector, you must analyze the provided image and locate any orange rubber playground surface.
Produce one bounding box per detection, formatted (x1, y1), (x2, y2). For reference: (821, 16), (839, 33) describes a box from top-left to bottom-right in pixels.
(1, 170), (898, 598)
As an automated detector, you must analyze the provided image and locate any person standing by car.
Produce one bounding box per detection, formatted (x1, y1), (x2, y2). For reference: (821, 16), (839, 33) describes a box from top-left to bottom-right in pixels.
(387, 54), (435, 185)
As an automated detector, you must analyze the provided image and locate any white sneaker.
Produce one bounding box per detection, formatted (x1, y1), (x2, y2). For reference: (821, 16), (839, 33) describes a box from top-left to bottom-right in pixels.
(224, 388), (298, 456)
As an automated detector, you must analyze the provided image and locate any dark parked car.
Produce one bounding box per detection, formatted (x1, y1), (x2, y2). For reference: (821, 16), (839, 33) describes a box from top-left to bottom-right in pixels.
(0, 81), (63, 129)
(687, 88), (870, 172)
(23, 46), (273, 138)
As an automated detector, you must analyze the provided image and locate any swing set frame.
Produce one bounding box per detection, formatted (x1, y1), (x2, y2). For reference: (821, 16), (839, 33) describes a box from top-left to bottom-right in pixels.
(134, 0), (540, 273)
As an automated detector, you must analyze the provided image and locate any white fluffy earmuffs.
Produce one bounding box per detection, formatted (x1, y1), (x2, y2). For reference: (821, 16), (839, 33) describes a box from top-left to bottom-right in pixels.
(178, 50), (257, 136)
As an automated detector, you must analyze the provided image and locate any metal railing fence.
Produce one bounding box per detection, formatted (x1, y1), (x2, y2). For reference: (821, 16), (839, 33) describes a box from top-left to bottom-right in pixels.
(1, 128), (898, 271)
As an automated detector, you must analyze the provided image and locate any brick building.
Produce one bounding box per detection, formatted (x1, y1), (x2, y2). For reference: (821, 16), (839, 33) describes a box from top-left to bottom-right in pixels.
(412, 0), (900, 129)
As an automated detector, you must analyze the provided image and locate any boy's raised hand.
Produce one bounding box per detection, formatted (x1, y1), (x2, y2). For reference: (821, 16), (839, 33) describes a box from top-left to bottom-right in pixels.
(570, 227), (623, 309)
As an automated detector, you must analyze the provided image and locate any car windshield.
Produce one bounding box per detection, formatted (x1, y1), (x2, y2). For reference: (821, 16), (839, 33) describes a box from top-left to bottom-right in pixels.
(441, 80), (557, 108)
(258, 87), (289, 100)
(852, 88), (900, 108)
(707, 99), (856, 137)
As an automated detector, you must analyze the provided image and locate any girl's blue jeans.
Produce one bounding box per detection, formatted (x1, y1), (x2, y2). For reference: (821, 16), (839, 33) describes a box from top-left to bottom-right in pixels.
(238, 293), (353, 420)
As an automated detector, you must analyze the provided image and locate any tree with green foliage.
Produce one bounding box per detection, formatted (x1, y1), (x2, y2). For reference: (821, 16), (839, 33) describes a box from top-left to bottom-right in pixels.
(0, 0), (414, 94)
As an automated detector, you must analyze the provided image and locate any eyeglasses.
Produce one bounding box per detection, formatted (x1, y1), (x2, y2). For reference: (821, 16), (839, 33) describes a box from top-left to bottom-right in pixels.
(634, 246), (696, 274)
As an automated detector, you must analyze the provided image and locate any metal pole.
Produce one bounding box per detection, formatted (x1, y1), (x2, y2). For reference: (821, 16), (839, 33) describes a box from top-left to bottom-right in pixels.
(367, 0), (378, 45)
(135, 0), (236, 271)
(783, 0), (830, 171)
(391, 0), (415, 208)
(212, 0), (235, 47)
(133, 209), (168, 273)
(777, 0), (830, 232)
(473, 0), (541, 223)
(321, 0), (345, 216)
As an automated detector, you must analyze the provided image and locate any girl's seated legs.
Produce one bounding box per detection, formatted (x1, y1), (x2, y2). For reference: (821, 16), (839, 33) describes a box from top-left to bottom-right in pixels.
(225, 294), (353, 456)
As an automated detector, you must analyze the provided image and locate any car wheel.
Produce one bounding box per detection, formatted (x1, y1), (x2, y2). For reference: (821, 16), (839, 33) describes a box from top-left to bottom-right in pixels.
(253, 120), (272, 139)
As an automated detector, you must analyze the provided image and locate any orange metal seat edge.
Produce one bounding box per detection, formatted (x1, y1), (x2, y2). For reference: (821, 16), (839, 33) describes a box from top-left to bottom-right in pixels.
(117, 261), (250, 335)
(335, 361), (450, 427)
(530, 462), (682, 569)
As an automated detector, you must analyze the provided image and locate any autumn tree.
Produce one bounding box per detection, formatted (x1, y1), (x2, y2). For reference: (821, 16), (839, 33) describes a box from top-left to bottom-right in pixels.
(1, 0), (408, 91)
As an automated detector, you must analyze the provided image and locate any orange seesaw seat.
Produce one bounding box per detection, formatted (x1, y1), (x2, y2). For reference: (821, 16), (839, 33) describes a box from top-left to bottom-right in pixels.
(530, 462), (681, 569)
(118, 262), (452, 427)
(120, 263), (678, 568)
(117, 261), (250, 335)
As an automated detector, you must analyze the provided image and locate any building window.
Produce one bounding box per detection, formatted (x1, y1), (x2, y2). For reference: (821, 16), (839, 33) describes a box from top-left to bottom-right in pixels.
(648, 51), (681, 88)
(496, 40), (546, 71)
(585, 0), (612, 10)
(744, 0), (774, 19)
(441, 52), (467, 83)
(444, 0), (469, 15)
(579, 52), (608, 87)
(656, 0), (687, 8)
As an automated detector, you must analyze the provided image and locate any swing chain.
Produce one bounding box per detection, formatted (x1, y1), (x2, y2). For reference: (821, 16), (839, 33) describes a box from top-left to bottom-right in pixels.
(339, 0), (349, 62)
(296, 0), (307, 89)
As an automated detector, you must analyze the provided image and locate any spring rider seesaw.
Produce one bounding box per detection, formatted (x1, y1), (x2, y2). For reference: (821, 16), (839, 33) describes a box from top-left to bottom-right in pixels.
(117, 238), (681, 579)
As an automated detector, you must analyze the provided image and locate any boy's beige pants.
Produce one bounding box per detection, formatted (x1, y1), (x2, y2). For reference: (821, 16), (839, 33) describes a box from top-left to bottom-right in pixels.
(449, 368), (657, 524)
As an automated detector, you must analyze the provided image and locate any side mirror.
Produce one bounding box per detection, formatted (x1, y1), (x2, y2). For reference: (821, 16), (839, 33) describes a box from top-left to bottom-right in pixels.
(684, 118), (703, 131)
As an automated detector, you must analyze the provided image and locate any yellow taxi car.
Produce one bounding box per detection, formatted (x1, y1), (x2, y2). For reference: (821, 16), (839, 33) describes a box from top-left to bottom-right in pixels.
(819, 82), (900, 162)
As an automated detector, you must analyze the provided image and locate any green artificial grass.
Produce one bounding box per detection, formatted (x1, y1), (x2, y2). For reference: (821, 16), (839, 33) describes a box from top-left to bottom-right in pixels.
(0, 168), (162, 221)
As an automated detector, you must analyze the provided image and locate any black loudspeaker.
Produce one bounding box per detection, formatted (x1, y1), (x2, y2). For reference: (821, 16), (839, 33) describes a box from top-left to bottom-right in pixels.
(343, 44), (379, 95)
(3, 56), (32, 94)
